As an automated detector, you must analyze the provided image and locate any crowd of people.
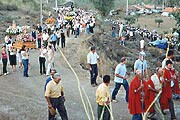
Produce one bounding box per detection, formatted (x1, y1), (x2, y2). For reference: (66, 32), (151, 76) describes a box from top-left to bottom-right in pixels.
(1, 5), (96, 76)
(92, 45), (179, 120)
(0, 5), (179, 120)
(112, 22), (179, 50)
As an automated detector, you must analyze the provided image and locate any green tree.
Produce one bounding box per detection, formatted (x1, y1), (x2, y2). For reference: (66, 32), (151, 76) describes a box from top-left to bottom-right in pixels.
(166, 0), (180, 7)
(124, 15), (136, 25)
(135, 13), (141, 21)
(91, 0), (115, 16)
(171, 10), (180, 27)
(155, 18), (163, 27)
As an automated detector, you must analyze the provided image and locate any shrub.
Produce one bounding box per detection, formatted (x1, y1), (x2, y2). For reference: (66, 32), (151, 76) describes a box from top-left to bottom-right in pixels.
(6, 4), (18, 11)
(124, 15), (136, 25)
(91, 0), (115, 16)
(0, 3), (18, 11)
(155, 18), (163, 27)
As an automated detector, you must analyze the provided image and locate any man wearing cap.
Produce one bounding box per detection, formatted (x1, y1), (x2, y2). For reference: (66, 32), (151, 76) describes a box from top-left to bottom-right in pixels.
(134, 51), (148, 78)
(87, 46), (100, 87)
(45, 73), (68, 120)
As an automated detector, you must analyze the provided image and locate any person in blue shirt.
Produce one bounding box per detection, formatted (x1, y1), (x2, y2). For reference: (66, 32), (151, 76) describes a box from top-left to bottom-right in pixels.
(44, 69), (57, 91)
(111, 57), (129, 103)
(134, 51), (149, 78)
(50, 31), (58, 51)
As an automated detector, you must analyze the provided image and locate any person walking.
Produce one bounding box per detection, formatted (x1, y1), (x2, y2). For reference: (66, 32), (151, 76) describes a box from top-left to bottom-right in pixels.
(96, 75), (111, 120)
(60, 29), (66, 48)
(21, 45), (29, 77)
(87, 46), (100, 87)
(44, 69), (57, 91)
(56, 30), (61, 47)
(134, 51), (149, 78)
(9, 46), (17, 72)
(145, 67), (164, 119)
(39, 45), (47, 75)
(1, 46), (8, 75)
(46, 45), (54, 76)
(42, 30), (49, 47)
(37, 31), (42, 48)
(17, 49), (23, 69)
(45, 73), (68, 120)
(162, 50), (174, 68)
(50, 31), (58, 51)
(111, 57), (129, 103)
(160, 60), (176, 120)
(128, 70), (146, 120)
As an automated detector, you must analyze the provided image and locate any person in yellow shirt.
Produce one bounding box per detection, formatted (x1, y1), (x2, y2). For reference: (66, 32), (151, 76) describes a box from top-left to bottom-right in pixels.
(96, 75), (111, 120)
(45, 73), (68, 120)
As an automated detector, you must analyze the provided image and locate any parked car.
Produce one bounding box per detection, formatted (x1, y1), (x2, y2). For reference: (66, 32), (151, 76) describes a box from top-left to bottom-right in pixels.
(144, 9), (152, 15)
(152, 9), (162, 14)
(137, 9), (145, 14)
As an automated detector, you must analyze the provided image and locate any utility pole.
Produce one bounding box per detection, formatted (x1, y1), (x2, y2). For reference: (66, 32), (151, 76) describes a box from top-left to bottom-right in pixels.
(40, 0), (42, 26)
(162, 0), (165, 10)
(55, 0), (58, 12)
(126, 0), (129, 16)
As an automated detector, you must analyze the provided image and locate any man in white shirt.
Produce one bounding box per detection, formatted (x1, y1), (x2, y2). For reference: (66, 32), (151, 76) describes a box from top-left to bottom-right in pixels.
(161, 50), (174, 68)
(119, 22), (123, 37)
(87, 46), (100, 87)
(147, 67), (164, 119)
(140, 39), (145, 51)
(42, 30), (49, 47)
(111, 57), (129, 103)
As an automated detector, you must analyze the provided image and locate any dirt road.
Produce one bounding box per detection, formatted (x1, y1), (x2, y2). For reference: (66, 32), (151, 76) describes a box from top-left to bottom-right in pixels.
(0, 35), (179, 120)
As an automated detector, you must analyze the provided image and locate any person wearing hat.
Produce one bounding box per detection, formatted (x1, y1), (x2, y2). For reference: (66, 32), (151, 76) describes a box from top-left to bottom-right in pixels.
(45, 73), (68, 120)
(87, 46), (100, 87)
(134, 51), (148, 78)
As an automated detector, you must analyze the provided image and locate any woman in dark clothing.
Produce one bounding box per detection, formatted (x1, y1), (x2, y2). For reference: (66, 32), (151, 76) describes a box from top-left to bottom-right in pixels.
(9, 46), (17, 72)
(60, 30), (66, 48)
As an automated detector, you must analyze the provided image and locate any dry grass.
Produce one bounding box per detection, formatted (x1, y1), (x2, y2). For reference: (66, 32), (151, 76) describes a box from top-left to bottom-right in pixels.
(134, 14), (177, 34)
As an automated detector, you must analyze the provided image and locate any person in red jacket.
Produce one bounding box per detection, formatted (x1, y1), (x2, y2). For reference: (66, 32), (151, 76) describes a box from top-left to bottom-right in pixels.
(171, 69), (179, 96)
(160, 60), (176, 120)
(145, 67), (164, 119)
(128, 70), (146, 120)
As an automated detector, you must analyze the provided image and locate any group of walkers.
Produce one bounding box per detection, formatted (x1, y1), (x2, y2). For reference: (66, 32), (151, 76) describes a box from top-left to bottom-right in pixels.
(1, 5), (97, 77)
(1, 33), (55, 77)
(90, 45), (179, 120)
(112, 22), (179, 50)
(1, 5), (179, 120)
